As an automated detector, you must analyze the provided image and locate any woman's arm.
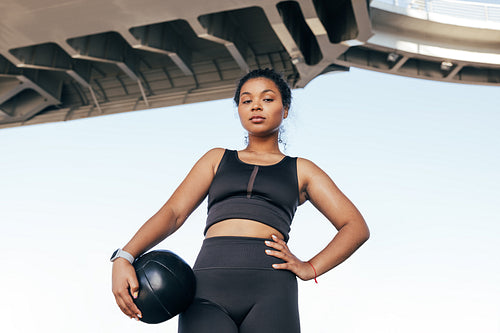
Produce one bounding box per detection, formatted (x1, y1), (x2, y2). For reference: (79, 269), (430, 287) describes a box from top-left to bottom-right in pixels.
(112, 148), (225, 319)
(266, 158), (369, 281)
(121, 148), (224, 257)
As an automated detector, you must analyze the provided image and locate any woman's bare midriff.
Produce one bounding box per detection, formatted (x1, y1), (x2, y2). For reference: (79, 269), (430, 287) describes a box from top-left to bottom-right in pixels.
(205, 219), (285, 240)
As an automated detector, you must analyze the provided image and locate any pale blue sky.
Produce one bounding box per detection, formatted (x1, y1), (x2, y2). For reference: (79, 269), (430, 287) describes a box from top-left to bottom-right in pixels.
(0, 68), (499, 333)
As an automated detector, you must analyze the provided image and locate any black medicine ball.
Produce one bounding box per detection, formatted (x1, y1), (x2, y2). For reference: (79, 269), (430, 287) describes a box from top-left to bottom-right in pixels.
(133, 250), (196, 324)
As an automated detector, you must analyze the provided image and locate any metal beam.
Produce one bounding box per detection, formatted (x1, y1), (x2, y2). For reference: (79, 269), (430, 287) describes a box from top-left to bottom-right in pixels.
(10, 43), (94, 86)
(0, 88), (53, 120)
(276, 1), (322, 66)
(0, 54), (62, 121)
(0, 77), (25, 105)
(195, 10), (250, 72)
(129, 22), (194, 76)
(67, 32), (149, 106)
(9, 44), (102, 113)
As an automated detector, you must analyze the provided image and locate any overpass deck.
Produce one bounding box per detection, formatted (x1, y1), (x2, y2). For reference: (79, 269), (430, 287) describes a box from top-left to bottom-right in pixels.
(0, 0), (498, 129)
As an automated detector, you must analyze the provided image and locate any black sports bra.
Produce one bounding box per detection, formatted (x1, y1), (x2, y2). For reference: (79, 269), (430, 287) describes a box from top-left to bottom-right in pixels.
(205, 149), (299, 241)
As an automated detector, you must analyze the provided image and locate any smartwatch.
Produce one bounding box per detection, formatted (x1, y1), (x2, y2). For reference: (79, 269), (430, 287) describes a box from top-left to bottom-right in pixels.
(110, 248), (134, 264)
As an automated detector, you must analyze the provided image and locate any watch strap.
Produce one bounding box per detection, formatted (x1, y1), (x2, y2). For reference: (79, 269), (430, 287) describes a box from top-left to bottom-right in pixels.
(111, 248), (134, 264)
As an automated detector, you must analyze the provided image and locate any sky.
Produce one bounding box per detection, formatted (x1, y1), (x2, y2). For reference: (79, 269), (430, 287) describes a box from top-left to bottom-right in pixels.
(0, 67), (499, 333)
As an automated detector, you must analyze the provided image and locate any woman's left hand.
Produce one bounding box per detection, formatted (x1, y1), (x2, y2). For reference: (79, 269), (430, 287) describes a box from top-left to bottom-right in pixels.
(265, 235), (316, 281)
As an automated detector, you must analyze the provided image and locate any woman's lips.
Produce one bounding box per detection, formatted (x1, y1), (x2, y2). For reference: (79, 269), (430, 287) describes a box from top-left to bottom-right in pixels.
(250, 116), (265, 123)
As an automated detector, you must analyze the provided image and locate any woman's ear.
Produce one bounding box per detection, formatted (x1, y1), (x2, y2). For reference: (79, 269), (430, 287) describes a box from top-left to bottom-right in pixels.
(283, 107), (289, 119)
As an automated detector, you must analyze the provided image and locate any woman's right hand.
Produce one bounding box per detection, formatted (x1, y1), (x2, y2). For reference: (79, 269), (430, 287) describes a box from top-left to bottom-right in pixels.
(111, 258), (142, 320)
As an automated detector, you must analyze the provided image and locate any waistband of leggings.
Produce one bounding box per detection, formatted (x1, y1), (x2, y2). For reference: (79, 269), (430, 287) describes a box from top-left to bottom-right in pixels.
(193, 236), (285, 270)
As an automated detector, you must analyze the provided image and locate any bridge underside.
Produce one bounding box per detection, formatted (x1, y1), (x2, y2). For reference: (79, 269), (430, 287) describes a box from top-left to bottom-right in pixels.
(0, 0), (498, 129)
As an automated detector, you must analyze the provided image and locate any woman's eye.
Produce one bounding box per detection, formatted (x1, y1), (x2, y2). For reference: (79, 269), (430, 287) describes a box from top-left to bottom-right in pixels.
(263, 98), (274, 102)
(241, 100), (251, 104)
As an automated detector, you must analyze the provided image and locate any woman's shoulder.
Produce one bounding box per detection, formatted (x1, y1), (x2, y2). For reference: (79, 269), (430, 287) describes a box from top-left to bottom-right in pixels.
(296, 156), (319, 169)
(205, 147), (227, 155)
(296, 157), (329, 179)
(197, 148), (228, 167)
(186, 148), (227, 176)
(200, 147), (226, 161)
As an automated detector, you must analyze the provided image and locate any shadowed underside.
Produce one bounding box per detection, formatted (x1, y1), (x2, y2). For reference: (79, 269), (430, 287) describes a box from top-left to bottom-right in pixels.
(0, 0), (498, 129)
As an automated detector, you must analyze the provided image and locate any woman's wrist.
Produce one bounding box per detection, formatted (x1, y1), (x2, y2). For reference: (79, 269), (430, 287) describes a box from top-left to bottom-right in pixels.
(306, 261), (318, 283)
(113, 257), (133, 266)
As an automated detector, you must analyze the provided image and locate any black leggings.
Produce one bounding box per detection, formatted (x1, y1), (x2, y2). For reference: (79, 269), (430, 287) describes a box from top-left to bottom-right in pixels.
(178, 236), (300, 333)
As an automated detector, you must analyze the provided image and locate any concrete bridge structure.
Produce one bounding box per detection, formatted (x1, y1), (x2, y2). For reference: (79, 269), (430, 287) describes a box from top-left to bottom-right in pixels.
(0, 0), (499, 129)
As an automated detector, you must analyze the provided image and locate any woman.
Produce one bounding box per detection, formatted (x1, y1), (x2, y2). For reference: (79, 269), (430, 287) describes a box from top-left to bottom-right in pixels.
(111, 68), (369, 332)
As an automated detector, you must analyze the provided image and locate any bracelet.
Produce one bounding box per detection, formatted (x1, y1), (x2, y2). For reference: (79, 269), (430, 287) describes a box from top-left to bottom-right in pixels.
(307, 261), (318, 284)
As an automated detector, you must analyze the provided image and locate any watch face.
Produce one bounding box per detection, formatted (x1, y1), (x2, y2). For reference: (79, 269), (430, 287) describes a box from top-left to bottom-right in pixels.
(110, 249), (119, 261)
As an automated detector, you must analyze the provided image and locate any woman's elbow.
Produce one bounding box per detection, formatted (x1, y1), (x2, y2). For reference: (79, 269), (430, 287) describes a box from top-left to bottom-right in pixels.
(347, 217), (369, 245)
(359, 221), (370, 244)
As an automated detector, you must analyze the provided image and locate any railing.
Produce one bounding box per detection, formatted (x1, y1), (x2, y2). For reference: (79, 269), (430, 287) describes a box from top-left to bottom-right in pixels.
(372, 0), (500, 25)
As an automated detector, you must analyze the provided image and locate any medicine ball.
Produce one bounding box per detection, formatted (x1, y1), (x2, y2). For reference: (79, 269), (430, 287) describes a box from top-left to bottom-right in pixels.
(133, 250), (196, 324)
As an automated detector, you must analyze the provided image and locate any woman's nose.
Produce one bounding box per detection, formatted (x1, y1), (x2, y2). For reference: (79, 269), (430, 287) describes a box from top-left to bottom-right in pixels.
(251, 101), (262, 111)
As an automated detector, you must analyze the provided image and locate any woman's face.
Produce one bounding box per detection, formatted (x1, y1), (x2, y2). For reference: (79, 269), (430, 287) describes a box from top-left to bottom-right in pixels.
(237, 77), (288, 138)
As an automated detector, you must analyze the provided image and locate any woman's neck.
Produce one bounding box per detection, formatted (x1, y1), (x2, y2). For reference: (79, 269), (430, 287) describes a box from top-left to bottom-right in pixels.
(244, 133), (282, 154)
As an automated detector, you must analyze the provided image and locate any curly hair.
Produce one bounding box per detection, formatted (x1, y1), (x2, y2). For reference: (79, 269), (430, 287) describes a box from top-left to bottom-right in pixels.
(233, 68), (292, 110)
